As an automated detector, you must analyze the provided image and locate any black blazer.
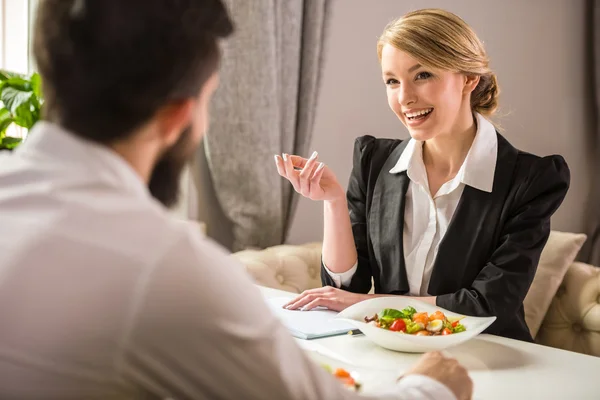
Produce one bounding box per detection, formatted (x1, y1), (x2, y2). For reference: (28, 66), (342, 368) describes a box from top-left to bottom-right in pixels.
(321, 134), (570, 342)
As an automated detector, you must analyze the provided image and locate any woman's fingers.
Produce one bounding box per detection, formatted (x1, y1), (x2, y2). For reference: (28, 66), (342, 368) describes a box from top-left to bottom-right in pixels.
(274, 155), (286, 177)
(275, 152), (325, 199)
(283, 287), (333, 310)
(299, 151), (319, 196)
(300, 296), (338, 312)
(281, 153), (301, 191)
(285, 294), (321, 311)
(310, 162), (326, 187)
(283, 291), (315, 310)
(288, 155), (310, 169)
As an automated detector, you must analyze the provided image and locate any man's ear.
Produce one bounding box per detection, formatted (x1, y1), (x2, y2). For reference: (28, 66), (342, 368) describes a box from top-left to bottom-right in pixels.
(463, 74), (481, 95)
(156, 99), (195, 147)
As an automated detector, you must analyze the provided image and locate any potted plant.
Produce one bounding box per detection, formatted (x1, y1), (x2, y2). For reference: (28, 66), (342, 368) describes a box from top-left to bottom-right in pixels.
(0, 69), (43, 151)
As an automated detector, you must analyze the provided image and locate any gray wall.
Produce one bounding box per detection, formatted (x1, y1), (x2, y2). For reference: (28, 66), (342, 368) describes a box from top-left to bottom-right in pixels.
(197, 0), (595, 249)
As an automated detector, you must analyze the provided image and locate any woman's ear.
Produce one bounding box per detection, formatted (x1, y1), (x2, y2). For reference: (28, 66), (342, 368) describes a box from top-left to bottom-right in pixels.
(463, 74), (481, 95)
(156, 99), (195, 147)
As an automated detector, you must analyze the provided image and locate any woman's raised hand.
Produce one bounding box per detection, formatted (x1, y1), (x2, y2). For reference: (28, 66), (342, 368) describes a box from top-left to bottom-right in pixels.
(274, 151), (345, 202)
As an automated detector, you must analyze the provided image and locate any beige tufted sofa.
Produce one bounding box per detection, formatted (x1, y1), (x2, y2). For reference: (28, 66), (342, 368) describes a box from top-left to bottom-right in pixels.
(232, 233), (600, 358)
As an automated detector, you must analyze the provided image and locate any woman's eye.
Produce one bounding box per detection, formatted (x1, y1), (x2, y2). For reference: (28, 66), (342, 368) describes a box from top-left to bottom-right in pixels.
(415, 72), (432, 80)
(385, 78), (399, 85)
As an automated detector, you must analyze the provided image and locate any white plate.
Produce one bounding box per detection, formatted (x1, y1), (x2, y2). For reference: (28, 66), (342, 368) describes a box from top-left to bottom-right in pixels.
(305, 348), (395, 394)
(335, 297), (496, 353)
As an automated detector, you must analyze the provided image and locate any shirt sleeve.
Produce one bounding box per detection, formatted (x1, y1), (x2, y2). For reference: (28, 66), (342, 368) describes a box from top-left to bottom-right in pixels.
(390, 375), (457, 400)
(322, 258), (358, 288)
(118, 226), (456, 400)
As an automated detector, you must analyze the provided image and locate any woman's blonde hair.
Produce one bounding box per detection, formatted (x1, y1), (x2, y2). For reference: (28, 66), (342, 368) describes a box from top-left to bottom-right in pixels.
(377, 9), (499, 118)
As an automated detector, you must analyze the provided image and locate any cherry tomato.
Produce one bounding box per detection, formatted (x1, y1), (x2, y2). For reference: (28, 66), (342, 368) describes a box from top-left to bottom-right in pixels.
(442, 328), (453, 335)
(390, 319), (407, 332)
(452, 321), (459, 328)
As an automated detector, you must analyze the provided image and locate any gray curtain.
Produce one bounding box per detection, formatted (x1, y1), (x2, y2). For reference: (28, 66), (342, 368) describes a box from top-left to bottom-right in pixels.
(586, 0), (600, 266)
(204, 0), (331, 251)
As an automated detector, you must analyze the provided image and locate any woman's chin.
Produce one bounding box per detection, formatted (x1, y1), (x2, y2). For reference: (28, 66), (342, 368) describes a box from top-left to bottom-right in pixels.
(407, 129), (436, 142)
(399, 118), (437, 142)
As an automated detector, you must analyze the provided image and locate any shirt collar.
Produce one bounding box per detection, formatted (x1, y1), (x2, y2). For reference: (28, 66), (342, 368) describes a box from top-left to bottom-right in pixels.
(389, 112), (497, 193)
(18, 121), (151, 200)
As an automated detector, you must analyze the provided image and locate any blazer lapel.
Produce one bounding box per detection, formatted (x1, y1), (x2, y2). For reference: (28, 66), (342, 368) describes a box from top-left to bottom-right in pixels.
(369, 141), (411, 294)
(428, 134), (519, 294)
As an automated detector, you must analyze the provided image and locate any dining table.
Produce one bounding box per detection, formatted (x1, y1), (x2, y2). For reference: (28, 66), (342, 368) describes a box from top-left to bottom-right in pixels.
(260, 286), (600, 399)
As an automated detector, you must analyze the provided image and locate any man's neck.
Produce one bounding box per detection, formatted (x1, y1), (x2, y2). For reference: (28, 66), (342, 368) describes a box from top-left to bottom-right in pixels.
(109, 134), (161, 184)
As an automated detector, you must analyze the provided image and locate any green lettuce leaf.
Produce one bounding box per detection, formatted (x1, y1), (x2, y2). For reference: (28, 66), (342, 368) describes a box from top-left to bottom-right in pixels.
(401, 306), (417, 319)
(406, 321), (424, 334)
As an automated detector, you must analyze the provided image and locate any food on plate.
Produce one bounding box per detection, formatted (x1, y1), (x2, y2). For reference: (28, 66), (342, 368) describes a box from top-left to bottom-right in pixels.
(364, 306), (466, 336)
(321, 364), (361, 391)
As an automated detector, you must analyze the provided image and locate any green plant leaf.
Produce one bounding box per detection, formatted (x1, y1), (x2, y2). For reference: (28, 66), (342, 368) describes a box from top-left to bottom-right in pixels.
(0, 71), (43, 133)
(4, 77), (31, 92)
(1, 87), (38, 129)
(30, 73), (42, 98)
(0, 70), (22, 82)
(0, 108), (10, 120)
(0, 109), (13, 137)
(0, 136), (22, 150)
(13, 101), (36, 129)
(1, 87), (34, 115)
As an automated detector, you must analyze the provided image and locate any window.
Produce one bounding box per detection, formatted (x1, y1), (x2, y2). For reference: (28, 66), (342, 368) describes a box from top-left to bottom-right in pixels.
(0, 0), (36, 140)
(0, 0), (32, 74)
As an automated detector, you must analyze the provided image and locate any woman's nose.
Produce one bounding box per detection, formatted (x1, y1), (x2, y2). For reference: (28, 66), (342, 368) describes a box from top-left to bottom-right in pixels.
(398, 84), (417, 107)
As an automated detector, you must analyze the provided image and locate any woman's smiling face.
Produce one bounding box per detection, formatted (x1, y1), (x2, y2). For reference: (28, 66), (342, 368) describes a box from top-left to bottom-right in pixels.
(381, 44), (476, 141)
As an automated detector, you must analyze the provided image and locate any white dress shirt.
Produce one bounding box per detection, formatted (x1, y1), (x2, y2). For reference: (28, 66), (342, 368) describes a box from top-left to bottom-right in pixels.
(0, 122), (456, 400)
(327, 113), (497, 296)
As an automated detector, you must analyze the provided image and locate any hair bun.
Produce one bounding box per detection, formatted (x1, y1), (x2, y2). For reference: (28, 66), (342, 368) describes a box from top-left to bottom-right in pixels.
(471, 74), (499, 117)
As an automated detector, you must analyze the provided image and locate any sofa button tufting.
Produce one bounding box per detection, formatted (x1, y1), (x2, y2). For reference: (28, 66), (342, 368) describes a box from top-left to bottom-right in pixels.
(276, 274), (285, 284)
(556, 286), (566, 297)
(572, 324), (583, 333)
(308, 267), (317, 278)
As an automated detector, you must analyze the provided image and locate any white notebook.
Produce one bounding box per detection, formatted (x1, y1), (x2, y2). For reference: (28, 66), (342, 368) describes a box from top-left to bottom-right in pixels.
(267, 297), (357, 340)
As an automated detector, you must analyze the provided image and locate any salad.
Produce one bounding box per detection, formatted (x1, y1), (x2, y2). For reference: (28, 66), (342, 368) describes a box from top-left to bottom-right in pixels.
(364, 306), (466, 336)
(321, 364), (361, 391)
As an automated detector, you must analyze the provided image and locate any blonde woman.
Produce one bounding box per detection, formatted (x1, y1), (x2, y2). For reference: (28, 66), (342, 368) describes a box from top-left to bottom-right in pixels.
(275, 8), (570, 342)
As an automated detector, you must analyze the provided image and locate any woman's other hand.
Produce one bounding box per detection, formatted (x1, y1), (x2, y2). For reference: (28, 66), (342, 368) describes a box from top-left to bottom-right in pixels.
(282, 286), (367, 312)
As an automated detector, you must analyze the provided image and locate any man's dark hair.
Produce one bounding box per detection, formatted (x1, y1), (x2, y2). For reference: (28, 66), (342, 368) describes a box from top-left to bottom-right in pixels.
(33, 0), (233, 143)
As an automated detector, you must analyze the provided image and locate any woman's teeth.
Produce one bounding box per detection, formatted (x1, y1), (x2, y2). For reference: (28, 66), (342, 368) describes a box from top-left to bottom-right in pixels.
(405, 108), (433, 120)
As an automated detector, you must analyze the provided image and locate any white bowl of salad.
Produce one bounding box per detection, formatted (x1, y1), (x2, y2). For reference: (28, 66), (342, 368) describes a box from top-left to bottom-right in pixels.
(335, 297), (496, 353)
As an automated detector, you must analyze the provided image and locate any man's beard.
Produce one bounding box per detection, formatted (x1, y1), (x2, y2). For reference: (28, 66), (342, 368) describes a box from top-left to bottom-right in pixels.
(148, 126), (196, 208)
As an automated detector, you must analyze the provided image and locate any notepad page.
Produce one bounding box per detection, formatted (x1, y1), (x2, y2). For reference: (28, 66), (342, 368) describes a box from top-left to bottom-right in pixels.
(266, 297), (356, 339)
